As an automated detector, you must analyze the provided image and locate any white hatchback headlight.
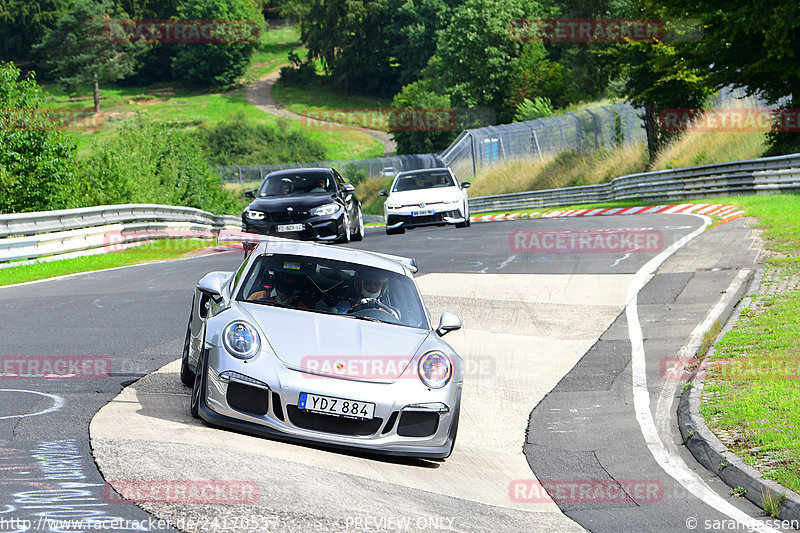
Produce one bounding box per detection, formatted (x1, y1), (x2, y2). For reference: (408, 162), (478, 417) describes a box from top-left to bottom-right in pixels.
(442, 197), (460, 204)
(418, 351), (452, 389)
(245, 210), (265, 220)
(310, 203), (340, 216)
(223, 321), (260, 360)
(385, 201), (401, 210)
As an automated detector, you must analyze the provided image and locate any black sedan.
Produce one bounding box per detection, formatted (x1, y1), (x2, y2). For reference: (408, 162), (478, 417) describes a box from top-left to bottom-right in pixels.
(243, 168), (365, 243)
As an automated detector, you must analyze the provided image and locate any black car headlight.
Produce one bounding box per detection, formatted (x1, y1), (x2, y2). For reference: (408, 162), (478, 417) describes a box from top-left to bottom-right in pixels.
(310, 203), (340, 217)
(222, 321), (261, 360)
(418, 351), (452, 389)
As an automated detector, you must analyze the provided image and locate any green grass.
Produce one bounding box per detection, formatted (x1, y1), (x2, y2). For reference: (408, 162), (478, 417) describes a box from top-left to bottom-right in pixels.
(41, 24), (383, 161)
(272, 76), (392, 131)
(0, 239), (219, 286)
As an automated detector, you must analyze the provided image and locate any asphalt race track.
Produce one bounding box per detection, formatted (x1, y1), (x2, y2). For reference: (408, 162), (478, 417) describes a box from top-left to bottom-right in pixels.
(0, 214), (789, 533)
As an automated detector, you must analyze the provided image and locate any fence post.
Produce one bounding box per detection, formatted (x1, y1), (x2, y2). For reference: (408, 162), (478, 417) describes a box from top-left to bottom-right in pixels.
(532, 129), (544, 162)
(468, 131), (477, 177)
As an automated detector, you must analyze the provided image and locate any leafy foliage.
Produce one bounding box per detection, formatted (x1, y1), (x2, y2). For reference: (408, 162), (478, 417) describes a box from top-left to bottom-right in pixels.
(0, 0), (70, 62)
(170, 0), (264, 86)
(0, 62), (77, 214)
(196, 111), (326, 165)
(76, 117), (239, 213)
(389, 80), (458, 154)
(514, 97), (555, 122)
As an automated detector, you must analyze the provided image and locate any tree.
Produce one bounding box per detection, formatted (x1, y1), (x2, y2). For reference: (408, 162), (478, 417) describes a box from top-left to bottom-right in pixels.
(34, 0), (145, 114)
(0, 62), (77, 213)
(653, 0), (800, 151)
(389, 79), (457, 154)
(0, 0), (69, 62)
(170, 0), (264, 86)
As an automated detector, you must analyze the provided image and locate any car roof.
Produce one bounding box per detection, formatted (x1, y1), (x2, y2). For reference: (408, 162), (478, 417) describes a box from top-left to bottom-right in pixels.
(266, 168), (334, 178)
(250, 238), (416, 275)
(395, 167), (452, 177)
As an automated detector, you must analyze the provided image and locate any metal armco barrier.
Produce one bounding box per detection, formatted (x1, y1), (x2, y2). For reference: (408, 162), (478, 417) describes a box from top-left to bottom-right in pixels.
(0, 204), (242, 264)
(468, 153), (800, 213)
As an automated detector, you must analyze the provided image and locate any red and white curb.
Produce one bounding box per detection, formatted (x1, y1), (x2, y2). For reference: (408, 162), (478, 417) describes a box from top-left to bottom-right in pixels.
(472, 203), (744, 225)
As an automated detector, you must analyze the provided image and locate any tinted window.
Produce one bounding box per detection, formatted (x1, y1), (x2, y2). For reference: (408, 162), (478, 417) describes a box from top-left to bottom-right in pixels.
(258, 172), (333, 196)
(392, 171), (454, 192)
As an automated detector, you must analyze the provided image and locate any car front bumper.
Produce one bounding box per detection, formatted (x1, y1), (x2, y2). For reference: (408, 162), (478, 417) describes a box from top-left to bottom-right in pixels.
(242, 212), (344, 241)
(384, 207), (466, 229)
(198, 348), (461, 459)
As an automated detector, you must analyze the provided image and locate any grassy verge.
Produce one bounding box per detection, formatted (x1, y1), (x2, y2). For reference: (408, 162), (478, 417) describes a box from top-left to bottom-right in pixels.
(272, 75), (392, 131)
(0, 239), (221, 286)
(43, 25), (383, 161)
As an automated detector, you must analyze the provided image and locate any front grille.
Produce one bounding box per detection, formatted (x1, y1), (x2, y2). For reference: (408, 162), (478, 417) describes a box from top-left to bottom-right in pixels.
(268, 211), (310, 223)
(397, 411), (439, 437)
(227, 382), (269, 416)
(287, 405), (383, 436)
(272, 392), (285, 421)
(388, 210), (459, 226)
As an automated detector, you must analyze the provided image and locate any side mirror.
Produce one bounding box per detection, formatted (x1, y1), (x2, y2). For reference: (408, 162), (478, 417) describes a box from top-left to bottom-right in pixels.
(436, 312), (462, 336)
(244, 189), (256, 199)
(343, 183), (356, 192)
(379, 189), (388, 197)
(461, 182), (471, 189)
(197, 271), (232, 301)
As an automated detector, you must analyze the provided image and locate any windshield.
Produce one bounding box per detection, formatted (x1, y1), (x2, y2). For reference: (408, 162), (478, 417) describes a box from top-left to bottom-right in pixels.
(237, 254), (429, 329)
(391, 171), (455, 192)
(258, 172), (334, 197)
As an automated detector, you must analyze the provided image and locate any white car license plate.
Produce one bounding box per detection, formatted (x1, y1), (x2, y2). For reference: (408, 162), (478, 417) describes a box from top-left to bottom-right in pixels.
(298, 392), (375, 419)
(277, 223), (304, 232)
(412, 209), (434, 217)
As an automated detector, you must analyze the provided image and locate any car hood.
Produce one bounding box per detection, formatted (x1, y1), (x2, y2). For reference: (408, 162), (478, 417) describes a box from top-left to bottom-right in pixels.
(248, 194), (338, 212)
(241, 303), (430, 380)
(387, 188), (461, 206)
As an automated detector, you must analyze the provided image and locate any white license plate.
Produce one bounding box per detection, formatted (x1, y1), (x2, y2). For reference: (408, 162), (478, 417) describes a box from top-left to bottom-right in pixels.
(412, 209), (434, 216)
(298, 392), (375, 419)
(277, 223), (304, 232)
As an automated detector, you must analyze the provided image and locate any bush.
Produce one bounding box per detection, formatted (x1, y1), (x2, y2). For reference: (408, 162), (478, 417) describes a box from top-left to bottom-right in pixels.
(389, 80), (460, 155)
(170, 0), (264, 86)
(0, 62), (78, 214)
(514, 97), (554, 122)
(342, 161), (367, 186)
(196, 112), (327, 165)
(76, 117), (240, 214)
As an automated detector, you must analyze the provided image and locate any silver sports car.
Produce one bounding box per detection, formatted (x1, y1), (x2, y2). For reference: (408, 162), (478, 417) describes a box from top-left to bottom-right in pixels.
(180, 238), (464, 459)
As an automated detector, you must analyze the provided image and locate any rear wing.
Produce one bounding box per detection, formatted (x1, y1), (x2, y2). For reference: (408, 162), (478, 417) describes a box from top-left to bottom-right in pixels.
(363, 251), (419, 274)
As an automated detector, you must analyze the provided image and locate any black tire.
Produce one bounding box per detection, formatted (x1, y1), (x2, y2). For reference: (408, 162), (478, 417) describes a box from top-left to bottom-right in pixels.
(180, 321), (195, 387)
(455, 221), (467, 228)
(190, 348), (208, 419)
(465, 215), (471, 227)
(351, 207), (365, 241)
(386, 226), (405, 235)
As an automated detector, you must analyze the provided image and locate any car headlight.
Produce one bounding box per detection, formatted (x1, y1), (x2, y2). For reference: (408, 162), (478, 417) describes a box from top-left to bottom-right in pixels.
(442, 198), (460, 204)
(310, 203), (340, 216)
(245, 210), (265, 220)
(385, 202), (401, 210)
(222, 321), (260, 360)
(418, 351), (452, 389)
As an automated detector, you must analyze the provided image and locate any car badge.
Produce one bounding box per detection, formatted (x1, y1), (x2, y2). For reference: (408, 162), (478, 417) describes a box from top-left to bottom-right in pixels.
(336, 363), (344, 370)
(418, 202), (426, 208)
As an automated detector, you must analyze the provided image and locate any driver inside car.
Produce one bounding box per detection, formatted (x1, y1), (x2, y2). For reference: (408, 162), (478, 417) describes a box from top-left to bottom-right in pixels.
(248, 272), (307, 308)
(347, 273), (400, 319)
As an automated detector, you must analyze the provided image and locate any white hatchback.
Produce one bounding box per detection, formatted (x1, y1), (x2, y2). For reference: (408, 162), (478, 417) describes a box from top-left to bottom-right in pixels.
(379, 168), (471, 235)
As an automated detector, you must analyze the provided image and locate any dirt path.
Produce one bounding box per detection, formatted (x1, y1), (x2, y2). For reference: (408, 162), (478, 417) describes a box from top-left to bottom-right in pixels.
(246, 70), (396, 156)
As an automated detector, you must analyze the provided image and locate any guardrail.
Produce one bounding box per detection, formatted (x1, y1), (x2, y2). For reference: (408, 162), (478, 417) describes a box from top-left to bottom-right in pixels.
(0, 204), (242, 264)
(469, 153), (800, 213)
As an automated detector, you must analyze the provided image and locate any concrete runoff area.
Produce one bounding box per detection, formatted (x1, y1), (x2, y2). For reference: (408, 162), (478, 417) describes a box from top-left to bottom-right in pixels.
(90, 273), (639, 532)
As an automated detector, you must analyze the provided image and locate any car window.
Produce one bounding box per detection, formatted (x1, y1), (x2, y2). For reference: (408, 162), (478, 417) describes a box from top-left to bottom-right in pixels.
(237, 254), (429, 329)
(391, 171), (454, 192)
(258, 172), (333, 197)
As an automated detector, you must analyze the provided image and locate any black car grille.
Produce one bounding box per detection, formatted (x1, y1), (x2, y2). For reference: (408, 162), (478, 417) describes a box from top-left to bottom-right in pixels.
(268, 210), (311, 223)
(227, 382), (269, 416)
(286, 405), (383, 436)
(388, 210), (460, 226)
(396, 411), (439, 437)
